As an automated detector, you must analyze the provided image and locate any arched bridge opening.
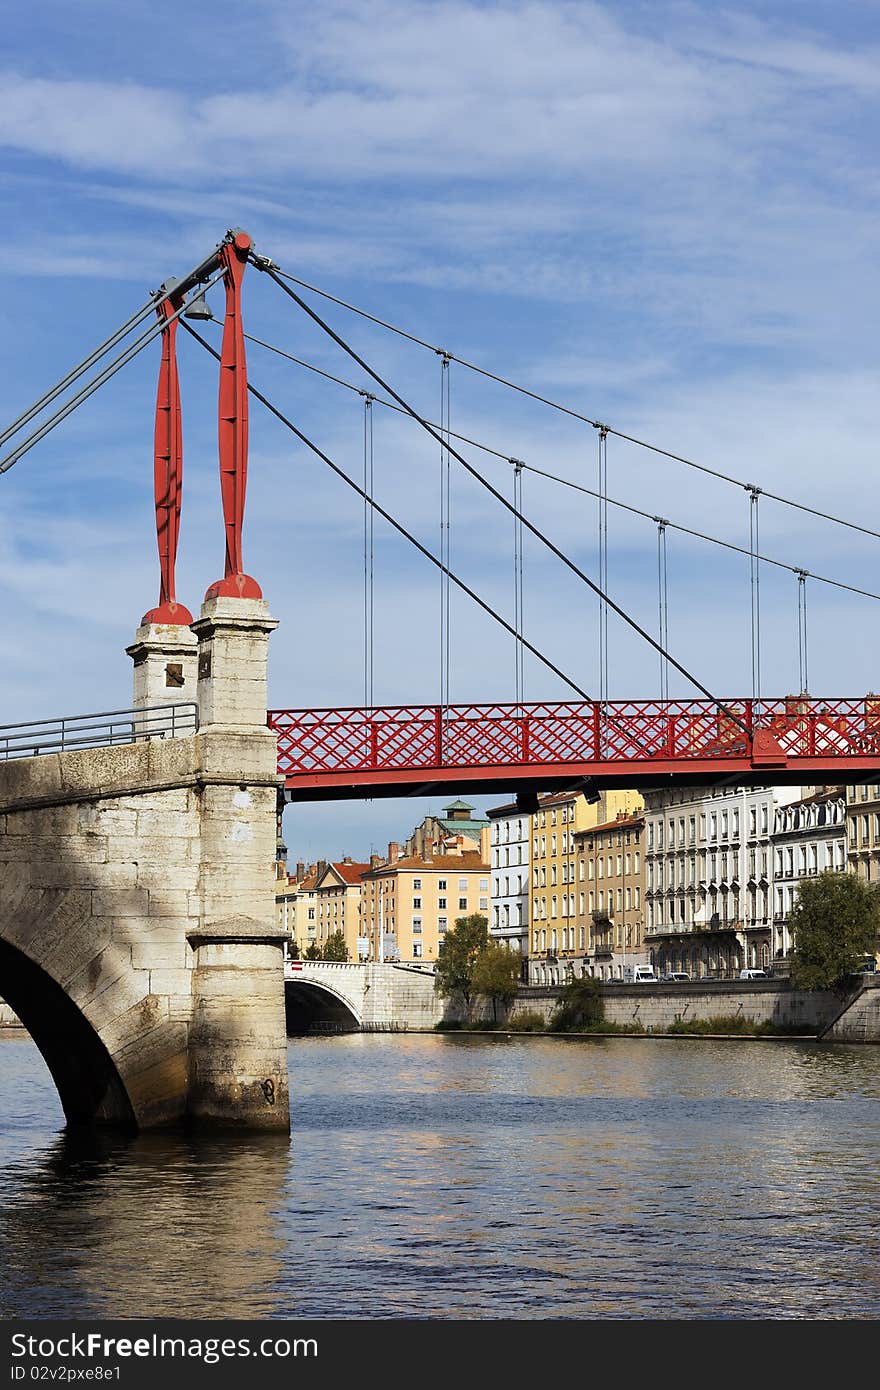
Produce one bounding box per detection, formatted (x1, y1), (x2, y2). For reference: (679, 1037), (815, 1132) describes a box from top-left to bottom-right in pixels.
(0, 940), (136, 1131)
(284, 980), (361, 1035)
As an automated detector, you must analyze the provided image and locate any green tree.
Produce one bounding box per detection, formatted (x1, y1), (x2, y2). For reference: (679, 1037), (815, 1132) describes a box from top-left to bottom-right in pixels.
(288, 941), (300, 961)
(322, 929), (349, 962)
(549, 975), (604, 1032)
(472, 942), (522, 1022)
(304, 941), (323, 961)
(434, 913), (489, 1016)
(789, 870), (880, 990)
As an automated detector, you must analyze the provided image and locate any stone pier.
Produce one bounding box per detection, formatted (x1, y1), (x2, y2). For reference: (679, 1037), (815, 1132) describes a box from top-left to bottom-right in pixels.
(0, 596), (289, 1132)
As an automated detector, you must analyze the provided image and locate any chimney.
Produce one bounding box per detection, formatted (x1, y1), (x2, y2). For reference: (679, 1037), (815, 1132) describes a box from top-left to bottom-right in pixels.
(317, 859), (327, 875)
(343, 855), (352, 864)
(296, 861), (305, 880)
(370, 854), (382, 870)
(388, 841), (400, 861)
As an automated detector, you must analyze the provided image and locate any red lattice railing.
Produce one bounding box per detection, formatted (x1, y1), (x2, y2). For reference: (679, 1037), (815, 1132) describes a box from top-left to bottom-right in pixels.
(270, 695), (880, 784)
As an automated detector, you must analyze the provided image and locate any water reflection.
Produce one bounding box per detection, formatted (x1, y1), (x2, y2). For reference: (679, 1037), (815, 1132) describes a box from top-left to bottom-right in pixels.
(2, 1033), (880, 1318)
(0, 1107), (289, 1318)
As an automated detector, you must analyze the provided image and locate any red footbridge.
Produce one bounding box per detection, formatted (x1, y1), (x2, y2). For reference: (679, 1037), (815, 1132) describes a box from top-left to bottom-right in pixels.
(271, 695), (880, 801)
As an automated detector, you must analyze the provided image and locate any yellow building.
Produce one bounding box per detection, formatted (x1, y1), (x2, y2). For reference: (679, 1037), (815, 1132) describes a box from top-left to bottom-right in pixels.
(529, 788), (642, 981)
(361, 846), (490, 962)
(312, 859), (370, 959)
(574, 811), (646, 980)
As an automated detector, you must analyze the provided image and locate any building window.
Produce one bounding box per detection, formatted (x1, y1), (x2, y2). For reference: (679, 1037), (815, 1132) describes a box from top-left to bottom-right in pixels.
(413, 897), (422, 909)
(413, 879), (421, 890)
(438, 897), (447, 909)
(479, 897), (488, 910)
(412, 919), (422, 933)
(438, 879), (447, 890)
(438, 918), (447, 932)
(459, 879), (468, 891)
(459, 897), (468, 910)
(413, 943), (422, 957)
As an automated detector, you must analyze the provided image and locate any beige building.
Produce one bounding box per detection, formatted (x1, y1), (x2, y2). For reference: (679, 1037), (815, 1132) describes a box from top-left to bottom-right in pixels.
(529, 788), (642, 982)
(361, 845), (490, 963)
(574, 812), (646, 980)
(846, 781), (880, 882)
(312, 859), (370, 960)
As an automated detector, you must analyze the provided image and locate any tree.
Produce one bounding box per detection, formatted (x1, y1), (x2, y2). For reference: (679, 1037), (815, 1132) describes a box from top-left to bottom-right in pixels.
(322, 930), (349, 961)
(304, 941), (323, 961)
(549, 974), (604, 1031)
(288, 941), (300, 961)
(472, 942), (522, 1021)
(434, 913), (489, 1016)
(789, 871), (880, 990)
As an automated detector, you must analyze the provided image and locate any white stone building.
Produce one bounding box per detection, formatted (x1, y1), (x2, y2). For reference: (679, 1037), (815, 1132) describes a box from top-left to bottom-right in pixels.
(486, 800), (529, 963)
(644, 783), (801, 978)
(771, 787), (847, 962)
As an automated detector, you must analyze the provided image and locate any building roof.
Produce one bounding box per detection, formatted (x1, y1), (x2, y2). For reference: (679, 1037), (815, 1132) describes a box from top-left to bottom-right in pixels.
(319, 860), (371, 887)
(363, 850), (488, 878)
(574, 812), (644, 839)
(444, 799), (475, 813)
(486, 800), (522, 818)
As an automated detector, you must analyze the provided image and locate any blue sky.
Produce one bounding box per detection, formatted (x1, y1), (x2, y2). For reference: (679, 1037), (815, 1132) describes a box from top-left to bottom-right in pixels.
(2, 0), (879, 861)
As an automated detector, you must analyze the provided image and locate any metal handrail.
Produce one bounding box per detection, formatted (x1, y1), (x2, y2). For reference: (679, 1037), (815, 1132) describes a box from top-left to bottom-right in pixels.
(0, 702), (199, 761)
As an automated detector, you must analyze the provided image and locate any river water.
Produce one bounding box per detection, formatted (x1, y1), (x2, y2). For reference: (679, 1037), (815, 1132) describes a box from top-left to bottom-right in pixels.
(1, 1032), (879, 1320)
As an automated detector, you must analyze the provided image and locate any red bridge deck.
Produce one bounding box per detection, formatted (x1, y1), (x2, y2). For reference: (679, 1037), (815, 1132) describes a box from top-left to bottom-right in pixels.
(271, 696), (880, 801)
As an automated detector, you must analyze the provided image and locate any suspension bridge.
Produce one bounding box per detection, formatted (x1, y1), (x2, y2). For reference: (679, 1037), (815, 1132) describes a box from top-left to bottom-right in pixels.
(3, 226), (880, 1132)
(4, 226), (876, 799)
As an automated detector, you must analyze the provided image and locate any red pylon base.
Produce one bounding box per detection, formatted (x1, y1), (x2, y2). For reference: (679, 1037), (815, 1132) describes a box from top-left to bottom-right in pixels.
(141, 600), (195, 626)
(204, 573), (263, 601)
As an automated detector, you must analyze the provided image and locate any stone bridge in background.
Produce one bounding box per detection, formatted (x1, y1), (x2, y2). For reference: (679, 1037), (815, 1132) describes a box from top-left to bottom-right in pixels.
(284, 960), (443, 1031)
(0, 597), (290, 1133)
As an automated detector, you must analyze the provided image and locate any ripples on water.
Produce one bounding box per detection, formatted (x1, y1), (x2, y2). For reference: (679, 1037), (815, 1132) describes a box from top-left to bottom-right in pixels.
(1, 1033), (879, 1319)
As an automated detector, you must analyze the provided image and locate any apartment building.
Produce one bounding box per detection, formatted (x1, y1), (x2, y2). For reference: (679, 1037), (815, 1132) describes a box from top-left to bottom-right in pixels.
(574, 812), (646, 980)
(405, 798), (489, 858)
(529, 788), (642, 983)
(643, 784), (800, 978)
(845, 781), (880, 882)
(361, 845), (490, 963)
(771, 788), (846, 961)
(486, 801), (529, 960)
(311, 859), (371, 960)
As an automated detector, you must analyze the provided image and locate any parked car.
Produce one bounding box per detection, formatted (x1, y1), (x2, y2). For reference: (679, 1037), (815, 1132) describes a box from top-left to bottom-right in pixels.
(660, 971), (690, 983)
(739, 968), (767, 980)
(632, 966), (658, 984)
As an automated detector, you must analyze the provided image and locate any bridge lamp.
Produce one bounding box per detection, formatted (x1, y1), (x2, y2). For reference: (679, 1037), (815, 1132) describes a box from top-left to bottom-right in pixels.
(184, 291), (214, 321)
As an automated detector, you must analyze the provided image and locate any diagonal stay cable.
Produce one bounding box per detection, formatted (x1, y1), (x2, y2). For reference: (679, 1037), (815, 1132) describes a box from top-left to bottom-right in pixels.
(0, 243), (225, 452)
(0, 270), (225, 476)
(229, 325), (880, 606)
(265, 263), (880, 546)
(181, 320), (591, 702)
(259, 260), (746, 728)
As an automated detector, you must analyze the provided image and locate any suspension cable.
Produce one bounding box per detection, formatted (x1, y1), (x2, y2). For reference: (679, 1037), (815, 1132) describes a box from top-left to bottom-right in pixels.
(363, 396), (375, 708)
(598, 425), (609, 702)
(181, 320), (591, 701)
(513, 458), (525, 703)
(748, 486), (762, 703)
(259, 263), (740, 719)
(259, 259), (880, 545)
(439, 353), (452, 707)
(229, 327), (880, 606)
(657, 520), (669, 700)
(796, 569), (809, 693)
(0, 244), (225, 452)
(0, 270), (225, 476)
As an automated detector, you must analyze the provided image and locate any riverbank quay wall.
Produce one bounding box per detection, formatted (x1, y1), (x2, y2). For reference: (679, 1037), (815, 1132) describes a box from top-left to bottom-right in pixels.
(512, 979), (850, 1034)
(0, 596), (290, 1132)
(821, 979), (880, 1042)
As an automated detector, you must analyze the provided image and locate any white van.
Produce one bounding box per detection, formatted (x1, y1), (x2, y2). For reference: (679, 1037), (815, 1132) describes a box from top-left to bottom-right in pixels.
(739, 968), (767, 980)
(633, 965), (658, 984)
